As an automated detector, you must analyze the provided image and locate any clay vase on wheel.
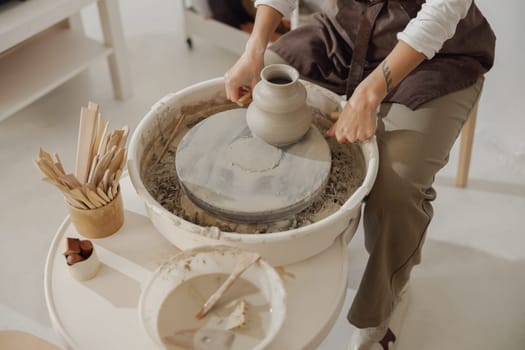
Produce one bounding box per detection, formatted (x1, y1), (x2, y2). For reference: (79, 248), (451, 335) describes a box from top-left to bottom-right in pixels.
(246, 64), (313, 146)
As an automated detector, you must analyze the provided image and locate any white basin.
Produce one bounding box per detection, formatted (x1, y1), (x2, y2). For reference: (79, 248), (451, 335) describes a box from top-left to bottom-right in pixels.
(127, 78), (378, 266)
(138, 245), (286, 350)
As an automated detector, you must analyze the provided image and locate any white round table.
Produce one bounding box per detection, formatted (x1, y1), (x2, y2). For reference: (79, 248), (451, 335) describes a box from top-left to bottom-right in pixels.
(44, 176), (352, 350)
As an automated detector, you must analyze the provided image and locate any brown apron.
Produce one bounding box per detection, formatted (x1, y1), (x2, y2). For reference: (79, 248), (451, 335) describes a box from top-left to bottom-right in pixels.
(270, 0), (496, 109)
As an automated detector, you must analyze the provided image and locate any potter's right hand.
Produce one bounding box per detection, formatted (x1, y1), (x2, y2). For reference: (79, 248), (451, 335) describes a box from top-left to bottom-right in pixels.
(224, 50), (264, 104)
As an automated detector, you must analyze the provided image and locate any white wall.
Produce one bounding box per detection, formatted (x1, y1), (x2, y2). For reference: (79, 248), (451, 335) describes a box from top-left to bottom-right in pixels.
(471, 1), (525, 180)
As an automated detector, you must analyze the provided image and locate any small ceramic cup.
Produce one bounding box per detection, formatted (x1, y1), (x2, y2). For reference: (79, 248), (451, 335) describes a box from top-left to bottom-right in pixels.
(67, 188), (124, 239)
(66, 248), (101, 281)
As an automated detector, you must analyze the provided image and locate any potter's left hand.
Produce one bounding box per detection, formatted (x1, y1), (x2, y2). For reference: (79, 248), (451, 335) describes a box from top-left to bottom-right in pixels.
(224, 50), (264, 103)
(327, 85), (380, 144)
(224, 5), (284, 104)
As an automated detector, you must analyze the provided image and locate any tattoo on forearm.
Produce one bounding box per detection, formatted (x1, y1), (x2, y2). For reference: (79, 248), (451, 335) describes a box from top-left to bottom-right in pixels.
(381, 61), (393, 94)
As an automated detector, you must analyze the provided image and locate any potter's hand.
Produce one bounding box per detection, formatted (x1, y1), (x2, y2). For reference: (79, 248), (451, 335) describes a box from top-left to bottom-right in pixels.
(224, 51), (264, 104)
(327, 86), (379, 144)
(327, 40), (427, 144)
(224, 5), (283, 104)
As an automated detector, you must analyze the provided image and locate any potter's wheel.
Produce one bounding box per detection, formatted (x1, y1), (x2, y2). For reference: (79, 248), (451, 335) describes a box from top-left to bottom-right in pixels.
(175, 108), (332, 223)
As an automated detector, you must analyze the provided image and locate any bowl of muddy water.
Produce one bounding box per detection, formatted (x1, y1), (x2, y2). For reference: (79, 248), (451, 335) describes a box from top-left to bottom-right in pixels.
(138, 246), (286, 350)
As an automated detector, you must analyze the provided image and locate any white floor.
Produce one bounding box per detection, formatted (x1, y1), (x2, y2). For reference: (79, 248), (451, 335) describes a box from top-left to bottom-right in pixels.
(1, 1), (524, 349)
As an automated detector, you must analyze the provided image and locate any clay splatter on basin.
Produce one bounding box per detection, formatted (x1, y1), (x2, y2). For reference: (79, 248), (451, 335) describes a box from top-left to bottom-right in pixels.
(141, 97), (365, 234)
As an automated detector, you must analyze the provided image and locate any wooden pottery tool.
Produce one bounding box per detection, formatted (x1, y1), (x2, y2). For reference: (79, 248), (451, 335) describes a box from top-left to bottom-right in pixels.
(330, 110), (342, 121)
(195, 253), (261, 320)
(75, 106), (98, 183)
(236, 90), (252, 107)
(156, 113), (186, 165)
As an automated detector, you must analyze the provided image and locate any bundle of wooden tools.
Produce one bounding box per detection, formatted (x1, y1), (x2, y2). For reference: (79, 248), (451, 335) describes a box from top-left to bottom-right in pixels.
(34, 102), (128, 210)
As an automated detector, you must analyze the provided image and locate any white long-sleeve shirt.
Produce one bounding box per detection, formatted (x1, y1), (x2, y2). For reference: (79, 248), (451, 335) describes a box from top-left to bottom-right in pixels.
(254, 0), (472, 59)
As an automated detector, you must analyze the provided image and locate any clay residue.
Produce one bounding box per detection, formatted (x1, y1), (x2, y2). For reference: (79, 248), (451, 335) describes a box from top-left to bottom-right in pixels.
(227, 137), (283, 172)
(141, 97), (365, 234)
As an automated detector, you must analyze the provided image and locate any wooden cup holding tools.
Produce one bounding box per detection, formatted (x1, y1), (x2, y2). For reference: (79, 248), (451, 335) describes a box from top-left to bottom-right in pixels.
(35, 102), (127, 238)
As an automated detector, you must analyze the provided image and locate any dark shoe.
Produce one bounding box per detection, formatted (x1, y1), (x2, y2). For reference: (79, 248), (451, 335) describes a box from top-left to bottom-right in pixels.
(347, 285), (410, 350)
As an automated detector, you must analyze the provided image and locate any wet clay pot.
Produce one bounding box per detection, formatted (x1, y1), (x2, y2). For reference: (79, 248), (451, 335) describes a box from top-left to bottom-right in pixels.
(246, 64), (313, 146)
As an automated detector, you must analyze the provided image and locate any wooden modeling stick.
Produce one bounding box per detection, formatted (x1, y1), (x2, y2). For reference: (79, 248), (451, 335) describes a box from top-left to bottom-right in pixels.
(75, 107), (98, 183)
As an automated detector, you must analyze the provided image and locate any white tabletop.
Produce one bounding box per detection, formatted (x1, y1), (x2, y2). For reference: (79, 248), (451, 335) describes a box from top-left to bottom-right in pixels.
(44, 176), (350, 350)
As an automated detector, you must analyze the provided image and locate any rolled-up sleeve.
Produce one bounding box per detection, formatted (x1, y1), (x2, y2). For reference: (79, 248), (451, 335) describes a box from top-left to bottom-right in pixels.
(254, 0), (296, 19)
(397, 0), (472, 59)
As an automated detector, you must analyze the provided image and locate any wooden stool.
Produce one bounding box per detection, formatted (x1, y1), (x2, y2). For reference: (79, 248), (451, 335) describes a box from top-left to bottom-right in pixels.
(0, 330), (60, 350)
(456, 102), (478, 188)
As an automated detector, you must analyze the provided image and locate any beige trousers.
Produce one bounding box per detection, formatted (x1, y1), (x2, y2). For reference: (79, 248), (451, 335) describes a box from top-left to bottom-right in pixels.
(265, 50), (484, 328)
